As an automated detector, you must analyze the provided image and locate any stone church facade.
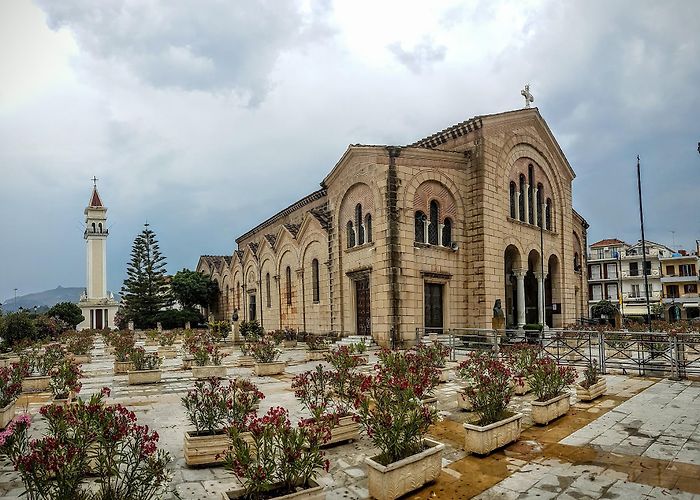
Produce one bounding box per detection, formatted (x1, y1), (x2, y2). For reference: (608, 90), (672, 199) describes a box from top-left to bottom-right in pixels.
(197, 108), (589, 346)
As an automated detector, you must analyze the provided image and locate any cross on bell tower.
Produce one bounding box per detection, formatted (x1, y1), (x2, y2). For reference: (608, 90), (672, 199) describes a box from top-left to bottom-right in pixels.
(521, 84), (534, 108)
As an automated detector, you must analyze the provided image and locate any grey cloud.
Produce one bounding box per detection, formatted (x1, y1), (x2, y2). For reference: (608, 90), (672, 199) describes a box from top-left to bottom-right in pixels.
(387, 37), (446, 74)
(35, 0), (333, 106)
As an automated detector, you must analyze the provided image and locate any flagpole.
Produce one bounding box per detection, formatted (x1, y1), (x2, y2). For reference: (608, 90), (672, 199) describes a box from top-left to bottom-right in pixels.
(636, 155), (652, 329)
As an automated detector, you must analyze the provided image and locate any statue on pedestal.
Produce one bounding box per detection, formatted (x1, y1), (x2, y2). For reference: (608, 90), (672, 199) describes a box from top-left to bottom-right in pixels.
(231, 309), (240, 342)
(492, 299), (505, 332)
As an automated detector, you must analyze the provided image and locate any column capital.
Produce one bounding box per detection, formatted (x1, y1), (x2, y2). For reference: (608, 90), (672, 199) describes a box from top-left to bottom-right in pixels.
(535, 271), (548, 280)
(513, 269), (527, 278)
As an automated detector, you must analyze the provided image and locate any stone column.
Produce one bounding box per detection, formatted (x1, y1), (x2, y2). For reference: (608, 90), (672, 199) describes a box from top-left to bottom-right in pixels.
(423, 219), (430, 243)
(536, 272), (548, 327)
(513, 269), (527, 329)
(514, 192), (521, 220)
(438, 223), (444, 246)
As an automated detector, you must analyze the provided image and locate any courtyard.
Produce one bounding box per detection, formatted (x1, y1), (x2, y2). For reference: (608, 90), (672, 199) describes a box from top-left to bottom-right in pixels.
(1, 337), (699, 500)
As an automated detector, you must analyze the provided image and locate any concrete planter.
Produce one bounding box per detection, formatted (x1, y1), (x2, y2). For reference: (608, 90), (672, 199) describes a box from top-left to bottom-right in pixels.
(128, 369), (162, 385)
(326, 414), (359, 446)
(52, 392), (75, 407)
(237, 355), (255, 367)
(513, 379), (530, 396)
(184, 430), (254, 467)
(0, 400), (16, 428)
(182, 356), (194, 370)
(456, 390), (472, 411)
(222, 479), (324, 500)
(421, 395), (438, 411)
(306, 350), (328, 362)
(365, 438), (444, 500)
(192, 365), (227, 379)
(463, 412), (523, 455)
(436, 366), (452, 383)
(114, 360), (134, 374)
(22, 375), (51, 393)
(68, 354), (91, 365)
(575, 378), (606, 402)
(531, 392), (570, 425)
(159, 346), (178, 359)
(283, 340), (298, 348)
(254, 361), (286, 376)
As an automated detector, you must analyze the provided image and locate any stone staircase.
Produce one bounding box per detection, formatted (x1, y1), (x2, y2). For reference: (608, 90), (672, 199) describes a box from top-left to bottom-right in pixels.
(336, 335), (378, 350)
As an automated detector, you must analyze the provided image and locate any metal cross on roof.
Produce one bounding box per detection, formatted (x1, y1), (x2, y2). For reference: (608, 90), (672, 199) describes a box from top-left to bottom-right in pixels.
(92, 176), (98, 187)
(521, 84), (534, 108)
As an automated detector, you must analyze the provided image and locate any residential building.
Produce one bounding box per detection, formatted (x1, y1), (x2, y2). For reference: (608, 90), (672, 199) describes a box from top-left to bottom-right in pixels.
(660, 241), (700, 321)
(587, 239), (628, 317)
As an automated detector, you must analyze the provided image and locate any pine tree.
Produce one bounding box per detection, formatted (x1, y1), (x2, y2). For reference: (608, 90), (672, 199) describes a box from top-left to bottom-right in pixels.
(121, 223), (171, 328)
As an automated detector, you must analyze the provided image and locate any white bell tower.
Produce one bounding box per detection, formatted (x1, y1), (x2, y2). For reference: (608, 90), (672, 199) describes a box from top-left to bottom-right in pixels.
(77, 178), (119, 330)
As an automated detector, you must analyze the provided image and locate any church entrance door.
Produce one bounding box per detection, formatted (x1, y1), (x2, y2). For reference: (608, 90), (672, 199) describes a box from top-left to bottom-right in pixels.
(355, 277), (371, 336)
(424, 283), (444, 334)
(248, 295), (257, 322)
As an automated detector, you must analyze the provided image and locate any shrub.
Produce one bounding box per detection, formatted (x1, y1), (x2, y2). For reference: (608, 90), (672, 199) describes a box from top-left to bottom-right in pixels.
(415, 341), (450, 368)
(62, 330), (94, 355)
(239, 320), (264, 342)
(34, 315), (69, 341)
(354, 363), (438, 465)
(224, 407), (330, 499)
(20, 343), (65, 377)
(502, 343), (541, 385)
(377, 348), (439, 400)
(249, 337), (281, 364)
(111, 331), (135, 362)
(182, 378), (264, 435)
(189, 333), (227, 366)
(458, 351), (513, 425)
(130, 347), (163, 371)
(292, 365), (335, 421)
(306, 335), (328, 351)
(528, 357), (576, 401)
(158, 329), (177, 347)
(49, 360), (82, 399)
(47, 302), (85, 329)
(0, 366), (22, 408)
(153, 308), (204, 329)
(208, 320), (230, 340)
(580, 364), (599, 389)
(0, 311), (38, 347)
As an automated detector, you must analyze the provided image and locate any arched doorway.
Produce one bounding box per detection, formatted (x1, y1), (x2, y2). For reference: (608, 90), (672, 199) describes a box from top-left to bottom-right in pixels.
(525, 250), (541, 325)
(545, 254), (561, 328)
(504, 245), (522, 328)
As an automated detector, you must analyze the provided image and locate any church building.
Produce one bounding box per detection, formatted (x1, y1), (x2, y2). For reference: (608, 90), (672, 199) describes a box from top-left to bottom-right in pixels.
(77, 182), (120, 330)
(197, 106), (589, 346)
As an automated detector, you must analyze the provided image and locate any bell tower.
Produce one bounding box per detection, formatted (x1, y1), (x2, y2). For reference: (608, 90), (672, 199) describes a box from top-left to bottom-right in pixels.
(78, 178), (119, 330)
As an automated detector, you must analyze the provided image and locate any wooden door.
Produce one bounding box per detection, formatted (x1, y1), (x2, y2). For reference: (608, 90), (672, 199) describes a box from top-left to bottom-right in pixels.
(424, 283), (444, 333)
(95, 309), (103, 330)
(355, 278), (371, 336)
(248, 295), (257, 322)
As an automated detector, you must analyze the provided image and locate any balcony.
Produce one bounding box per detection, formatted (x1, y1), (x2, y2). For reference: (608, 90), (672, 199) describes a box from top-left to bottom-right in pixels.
(623, 291), (661, 301)
(84, 229), (109, 237)
(660, 274), (700, 284)
(662, 294), (700, 305)
(622, 269), (659, 278)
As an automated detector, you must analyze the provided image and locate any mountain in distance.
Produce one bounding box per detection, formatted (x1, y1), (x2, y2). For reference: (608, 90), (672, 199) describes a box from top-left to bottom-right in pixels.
(0, 286), (121, 312)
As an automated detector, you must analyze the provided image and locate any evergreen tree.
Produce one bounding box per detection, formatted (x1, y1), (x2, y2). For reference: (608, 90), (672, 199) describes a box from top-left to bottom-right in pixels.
(121, 223), (171, 328)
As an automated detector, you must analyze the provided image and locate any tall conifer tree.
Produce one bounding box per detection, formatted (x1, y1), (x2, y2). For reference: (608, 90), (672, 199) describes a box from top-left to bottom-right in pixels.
(121, 223), (171, 327)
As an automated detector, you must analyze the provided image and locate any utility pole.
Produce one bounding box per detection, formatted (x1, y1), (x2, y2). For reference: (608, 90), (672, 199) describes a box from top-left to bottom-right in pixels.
(636, 156), (652, 329)
(14, 288), (18, 310)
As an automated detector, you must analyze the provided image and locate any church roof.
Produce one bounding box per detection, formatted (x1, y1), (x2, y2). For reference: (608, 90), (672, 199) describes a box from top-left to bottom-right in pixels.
(89, 187), (103, 208)
(309, 203), (332, 231)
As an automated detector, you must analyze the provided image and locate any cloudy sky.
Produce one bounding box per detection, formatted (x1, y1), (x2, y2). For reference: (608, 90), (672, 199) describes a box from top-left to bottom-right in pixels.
(1, 0), (698, 302)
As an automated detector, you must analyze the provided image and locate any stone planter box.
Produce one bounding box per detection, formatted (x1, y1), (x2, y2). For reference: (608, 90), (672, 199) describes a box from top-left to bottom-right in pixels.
(325, 414), (359, 446)
(456, 390), (472, 411)
(365, 438), (444, 500)
(306, 350), (328, 362)
(576, 378), (606, 402)
(22, 375), (51, 393)
(463, 412), (523, 455)
(52, 392), (75, 407)
(0, 400), (16, 428)
(145, 339), (158, 346)
(192, 365), (227, 379)
(531, 392), (570, 425)
(222, 479), (324, 500)
(237, 355), (255, 367)
(182, 356), (194, 370)
(436, 366), (452, 383)
(513, 379), (530, 396)
(69, 353), (91, 365)
(254, 361), (286, 376)
(184, 430), (254, 467)
(159, 346), (178, 359)
(128, 369), (162, 385)
(283, 340), (298, 348)
(114, 360), (134, 374)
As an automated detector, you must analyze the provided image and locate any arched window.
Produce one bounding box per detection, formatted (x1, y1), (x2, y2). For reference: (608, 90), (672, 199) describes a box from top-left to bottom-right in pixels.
(355, 204), (365, 245)
(415, 211), (426, 243)
(98, 222), (103, 233)
(545, 198), (552, 231)
(311, 259), (320, 303)
(518, 174), (526, 221)
(574, 253), (580, 272)
(236, 283), (240, 309)
(365, 214), (372, 243)
(225, 285), (230, 311)
(428, 200), (439, 245)
(346, 221), (355, 248)
(442, 218), (452, 247)
(528, 164), (535, 224)
(91, 222), (96, 232)
(509, 181), (517, 219)
(536, 183), (544, 228)
(265, 273), (271, 308)
(285, 266), (292, 306)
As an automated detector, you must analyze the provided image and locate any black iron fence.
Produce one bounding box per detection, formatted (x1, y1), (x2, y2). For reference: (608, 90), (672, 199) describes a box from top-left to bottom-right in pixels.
(415, 327), (700, 379)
